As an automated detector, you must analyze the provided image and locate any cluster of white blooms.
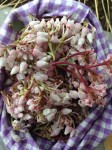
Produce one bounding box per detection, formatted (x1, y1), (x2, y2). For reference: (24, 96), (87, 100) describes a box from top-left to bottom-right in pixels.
(1, 16), (112, 140)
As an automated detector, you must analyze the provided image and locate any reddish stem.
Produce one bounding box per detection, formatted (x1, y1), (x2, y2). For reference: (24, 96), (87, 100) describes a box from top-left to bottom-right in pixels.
(85, 61), (108, 69)
(65, 50), (91, 61)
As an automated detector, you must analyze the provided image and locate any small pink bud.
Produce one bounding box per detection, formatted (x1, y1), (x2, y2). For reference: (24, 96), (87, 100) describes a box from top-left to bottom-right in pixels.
(33, 72), (48, 81)
(54, 18), (60, 27)
(78, 37), (85, 46)
(50, 92), (61, 102)
(47, 21), (51, 29)
(32, 46), (42, 57)
(20, 62), (28, 73)
(49, 18), (54, 25)
(27, 99), (34, 105)
(23, 114), (32, 120)
(78, 91), (87, 100)
(28, 104), (35, 111)
(63, 93), (71, 101)
(66, 20), (74, 28)
(40, 19), (46, 28)
(34, 24), (43, 31)
(37, 32), (48, 38)
(61, 108), (72, 115)
(18, 96), (25, 105)
(36, 37), (48, 46)
(50, 35), (60, 43)
(81, 27), (89, 37)
(46, 113), (56, 122)
(11, 133), (21, 142)
(18, 113), (24, 118)
(69, 90), (78, 99)
(29, 21), (40, 28)
(72, 81), (79, 88)
(79, 83), (86, 91)
(74, 23), (82, 33)
(16, 73), (25, 81)
(23, 54), (27, 60)
(17, 105), (24, 112)
(78, 100), (86, 107)
(6, 105), (14, 114)
(7, 55), (15, 68)
(64, 125), (72, 135)
(11, 66), (19, 75)
(41, 55), (51, 61)
(0, 57), (7, 68)
(87, 33), (94, 44)
(61, 16), (67, 24)
(70, 35), (80, 46)
(43, 108), (51, 116)
(36, 60), (48, 68)
(14, 108), (20, 114)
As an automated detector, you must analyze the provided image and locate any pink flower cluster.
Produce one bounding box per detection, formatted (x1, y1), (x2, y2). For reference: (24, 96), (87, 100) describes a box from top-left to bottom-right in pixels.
(0, 16), (112, 140)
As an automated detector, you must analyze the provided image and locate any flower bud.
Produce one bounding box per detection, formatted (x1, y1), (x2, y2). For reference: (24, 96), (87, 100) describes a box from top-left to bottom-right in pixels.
(72, 81), (79, 88)
(23, 114), (32, 120)
(33, 72), (48, 81)
(50, 92), (61, 102)
(81, 27), (89, 37)
(49, 18), (54, 25)
(78, 100), (85, 107)
(43, 108), (51, 116)
(36, 60), (48, 68)
(69, 90), (78, 99)
(87, 33), (94, 44)
(23, 54), (27, 60)
(27, 99), (34, 105)
(7, 55), (15, 68)
(54, 18), (60, 27)
(61, 108), (72, 115)
(11, 133), (21, 142)
(37, 32), (48, 38)
(16, 73), (25, 81)
(70, 35), (80, 46)
(50, 35), (60, 43)
(10, 66), (20, 75)
(28, 104), (35, 111)
(41, 55), (51, 61)
(64, 125), (72, 135)
(61, 16), (67, 25)
(0, 57), (7, 68)
(17, 105), (24, 112)
(18, 96), (25, 105)
(74, 23), (82, 33)
(20, 62), (28, 73)
(40, 19), (46, 28)
(78, 91), (87, 100)
(14, 108), (20, 114)
(36, 37), (48, 46)
(46, 112), (56, 122)
(34, 24), (43, 31)
(29, 21), (40, 28)
(78, 37), (85, 46)
(66, 20), (74, 28)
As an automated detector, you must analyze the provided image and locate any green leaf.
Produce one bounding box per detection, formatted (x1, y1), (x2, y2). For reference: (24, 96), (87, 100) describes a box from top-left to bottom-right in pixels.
(67, 58), (73, 63)
(9, 20), (25, 32)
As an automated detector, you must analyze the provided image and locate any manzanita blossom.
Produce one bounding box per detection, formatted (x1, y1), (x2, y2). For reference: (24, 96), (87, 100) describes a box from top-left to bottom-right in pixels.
(0, 15), (112, 140)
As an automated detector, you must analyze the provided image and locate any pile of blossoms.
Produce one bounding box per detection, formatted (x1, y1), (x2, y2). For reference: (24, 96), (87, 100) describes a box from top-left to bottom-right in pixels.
(0, 16), (112, 140)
